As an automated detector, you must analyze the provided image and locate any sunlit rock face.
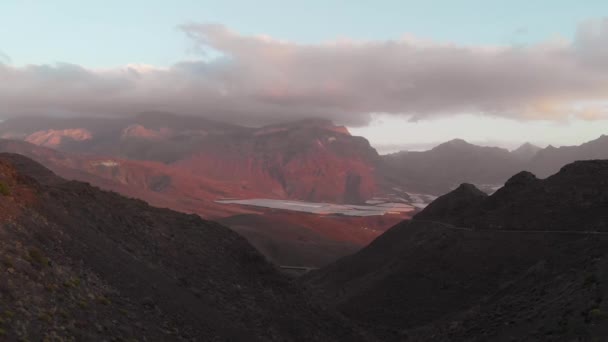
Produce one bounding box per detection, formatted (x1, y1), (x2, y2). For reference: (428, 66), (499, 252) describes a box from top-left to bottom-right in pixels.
(174, 119), (379, 204)
(25, 128), (93, 148)
(0, 114), (380, 204)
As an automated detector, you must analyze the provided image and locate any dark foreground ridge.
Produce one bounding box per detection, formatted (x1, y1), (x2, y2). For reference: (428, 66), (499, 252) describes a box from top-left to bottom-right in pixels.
(306, 160), (608, 341)
(417, 160), (608, 231)
(0, 153), (366, 341)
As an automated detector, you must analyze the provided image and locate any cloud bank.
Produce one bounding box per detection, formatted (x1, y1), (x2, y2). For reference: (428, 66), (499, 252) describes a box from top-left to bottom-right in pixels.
(1, 18), (608, 125)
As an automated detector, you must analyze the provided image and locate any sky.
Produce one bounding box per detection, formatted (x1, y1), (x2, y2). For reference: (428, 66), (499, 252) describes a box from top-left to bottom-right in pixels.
(1, 1), (608, 152)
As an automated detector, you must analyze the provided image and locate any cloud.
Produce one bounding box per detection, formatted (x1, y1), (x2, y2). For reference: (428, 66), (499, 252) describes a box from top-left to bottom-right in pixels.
(1, 18), (608, 126)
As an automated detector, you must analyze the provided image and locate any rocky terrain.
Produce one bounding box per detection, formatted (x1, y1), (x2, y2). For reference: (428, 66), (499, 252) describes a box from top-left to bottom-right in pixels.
(2, 114), (608, 340)
(0, 114), (379, 204)
(0, 114), (402, 268)
(306, 160), (608, 341)
(173, 118), (379, 204)
(2, 113), (608, 270)
(0, 153), (367, 341)
(0, 139), (397, 267)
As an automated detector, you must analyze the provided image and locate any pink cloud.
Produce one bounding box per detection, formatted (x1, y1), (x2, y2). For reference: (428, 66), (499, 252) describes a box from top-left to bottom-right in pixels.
(1, 18), (608, 125)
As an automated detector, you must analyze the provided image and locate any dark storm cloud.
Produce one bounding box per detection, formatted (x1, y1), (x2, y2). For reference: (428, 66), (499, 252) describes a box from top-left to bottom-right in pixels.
(2, 18), (608, 125)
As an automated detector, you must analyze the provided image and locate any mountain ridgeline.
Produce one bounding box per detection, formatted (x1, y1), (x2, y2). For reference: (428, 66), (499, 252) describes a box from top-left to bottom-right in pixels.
(0, 114), (379, 204)
(1, 113), (607, 271)
(3, 113), (608, 202)
(306, 160), (608, 341)
(417, 160), (608, 231)
(381, 135), (608, 194)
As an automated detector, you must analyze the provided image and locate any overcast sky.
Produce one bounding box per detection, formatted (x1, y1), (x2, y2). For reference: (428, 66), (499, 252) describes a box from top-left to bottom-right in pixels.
(1, 1), (607, 151)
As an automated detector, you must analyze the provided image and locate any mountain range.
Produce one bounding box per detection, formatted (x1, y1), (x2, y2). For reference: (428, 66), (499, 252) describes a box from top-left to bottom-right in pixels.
(2, 151), (607, 340)
(1, 113), (608, 269)
(380, 136), (608, 194)
(0, 114), (394, 269)
(0, 113), (379, 203)
(3, 113), (607, 199)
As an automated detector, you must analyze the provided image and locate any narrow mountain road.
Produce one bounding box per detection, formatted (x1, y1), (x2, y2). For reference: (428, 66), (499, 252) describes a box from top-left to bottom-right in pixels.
(416, 219), (608, 235)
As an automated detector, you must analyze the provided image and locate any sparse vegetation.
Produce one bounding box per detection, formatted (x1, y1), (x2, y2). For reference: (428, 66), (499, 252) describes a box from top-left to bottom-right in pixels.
(63, 277), (81, 288)
(96, 296), (111, 305)
(589, 308), (606, 320)
(583, 273), (599, 287)
(58, 309), (69, 319)
(44, 283), (57, 292)
(27, 248), (49, 266)
(1, 257), (14, 268)
(0, 181), (10, 196)
(38, 312), (52, 323)
(78, 300), (89, 309)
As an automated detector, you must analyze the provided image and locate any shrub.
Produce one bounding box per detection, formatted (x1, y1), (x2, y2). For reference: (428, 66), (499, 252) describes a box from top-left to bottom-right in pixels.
(27, 248), (50, 266)
(78, 300), (89, 309)
(63, 277), (81, 288)
(0, 181), (9, 196)
(96, 296), (111, 305)
(590, 308), (606, 320)
(1, 257), (13, 269)
(584, 273), (599, 287)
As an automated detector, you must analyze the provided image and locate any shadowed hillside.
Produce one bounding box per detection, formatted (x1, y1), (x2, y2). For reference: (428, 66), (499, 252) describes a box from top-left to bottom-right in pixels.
(306, 160), (608, 341)
(0, 153), (367, 341)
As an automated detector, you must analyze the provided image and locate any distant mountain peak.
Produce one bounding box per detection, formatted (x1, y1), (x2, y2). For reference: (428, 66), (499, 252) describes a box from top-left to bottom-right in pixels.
(511, 142), (542, 160)
(445, 138), (470, 145)
(432, 138), (472, 151)
(515, 142), (539, 150)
